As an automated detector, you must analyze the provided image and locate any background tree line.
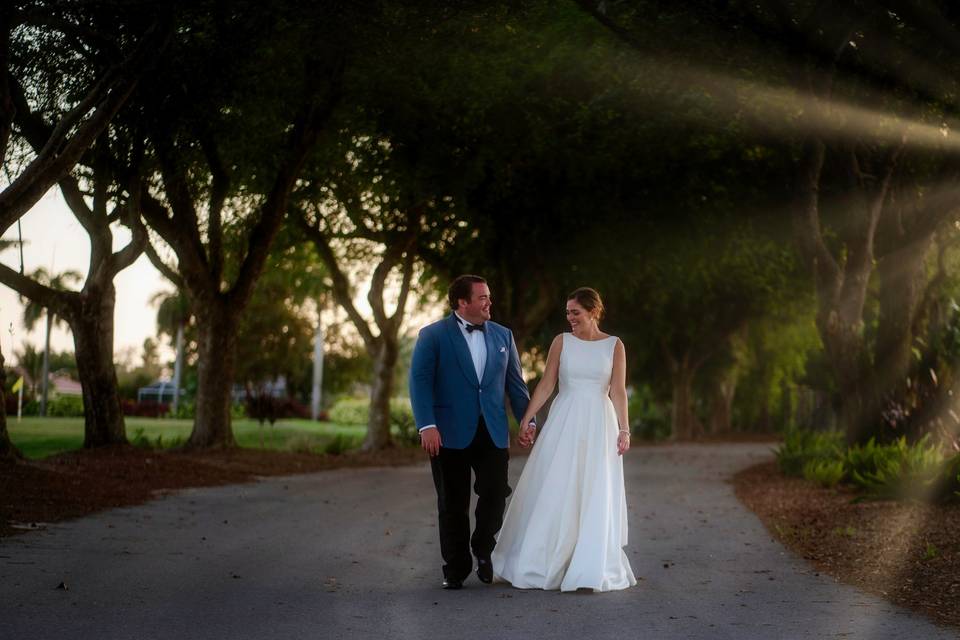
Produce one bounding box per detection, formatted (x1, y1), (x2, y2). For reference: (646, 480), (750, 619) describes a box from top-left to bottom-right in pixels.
(4, 0), (960, 457)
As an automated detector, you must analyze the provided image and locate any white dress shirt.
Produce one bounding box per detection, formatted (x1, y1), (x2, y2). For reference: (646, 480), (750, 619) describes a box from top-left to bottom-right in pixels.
(418, 313), (487, 434)
(455, 311), (487, 382)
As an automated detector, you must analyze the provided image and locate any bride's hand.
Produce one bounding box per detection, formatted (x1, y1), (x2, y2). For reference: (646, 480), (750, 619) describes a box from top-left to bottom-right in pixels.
(617, 430), (630, 455)
(518, 423), (536, 448)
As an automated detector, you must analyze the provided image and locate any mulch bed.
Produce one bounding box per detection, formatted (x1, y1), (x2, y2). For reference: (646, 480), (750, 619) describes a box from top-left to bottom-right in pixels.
(734, 461), (960, 630)
(0, 444), (426, 538)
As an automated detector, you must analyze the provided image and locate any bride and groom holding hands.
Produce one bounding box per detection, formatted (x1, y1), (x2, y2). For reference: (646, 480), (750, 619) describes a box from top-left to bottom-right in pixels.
(409, 274), (637, 592)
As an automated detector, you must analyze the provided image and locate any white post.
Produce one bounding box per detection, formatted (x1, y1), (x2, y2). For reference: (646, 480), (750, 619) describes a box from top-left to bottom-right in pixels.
(311, 323), (324, 421)
(17, 381), (23, 422)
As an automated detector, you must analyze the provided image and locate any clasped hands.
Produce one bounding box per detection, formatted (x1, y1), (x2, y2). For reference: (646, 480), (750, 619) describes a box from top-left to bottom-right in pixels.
(518, 422), (537, 448)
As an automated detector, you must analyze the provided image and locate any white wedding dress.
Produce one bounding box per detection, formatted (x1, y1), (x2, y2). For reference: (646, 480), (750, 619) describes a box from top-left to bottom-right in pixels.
(491, 333), (636, 592)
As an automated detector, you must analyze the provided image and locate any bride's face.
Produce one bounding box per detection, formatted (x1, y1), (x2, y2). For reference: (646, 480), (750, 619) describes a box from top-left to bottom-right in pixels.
(565, 300), (596, 332)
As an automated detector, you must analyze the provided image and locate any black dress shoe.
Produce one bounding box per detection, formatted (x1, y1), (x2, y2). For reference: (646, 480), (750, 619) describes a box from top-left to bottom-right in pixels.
(476, 558), (493, 584)
(442, 578), (463, 590)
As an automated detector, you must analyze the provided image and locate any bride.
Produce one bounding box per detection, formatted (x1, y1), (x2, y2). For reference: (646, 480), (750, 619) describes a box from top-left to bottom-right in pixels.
(491, 287), (636, 592)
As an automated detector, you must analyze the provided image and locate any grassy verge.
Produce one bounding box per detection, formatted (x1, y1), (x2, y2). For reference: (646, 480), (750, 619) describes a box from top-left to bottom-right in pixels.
(7, 417), (368, 459)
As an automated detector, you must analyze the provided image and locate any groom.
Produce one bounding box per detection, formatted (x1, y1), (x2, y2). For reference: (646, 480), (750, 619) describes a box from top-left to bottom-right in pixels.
(409, 274), (531, 589)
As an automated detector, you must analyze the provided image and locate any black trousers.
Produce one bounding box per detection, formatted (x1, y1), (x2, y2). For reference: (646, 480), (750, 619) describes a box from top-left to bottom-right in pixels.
(429, 418), (511, 582)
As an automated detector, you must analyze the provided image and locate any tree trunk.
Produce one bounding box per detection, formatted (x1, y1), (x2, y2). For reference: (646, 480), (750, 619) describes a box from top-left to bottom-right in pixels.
(363, 338), (399, 451)
(70, 284), (127, 448)
(777, 377), (793, 432)
(819, 314), (880, 444)
(875, 235), (932, 420)
(0, 341), (22, 460)
(670, 354), (700, 440)
(706, 369), (738, 435)
(188, 302), (239, 448)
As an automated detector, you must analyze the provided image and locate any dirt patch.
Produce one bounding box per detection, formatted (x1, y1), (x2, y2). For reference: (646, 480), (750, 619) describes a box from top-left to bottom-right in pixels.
(734, 461), (960, 630)
(0, 444), (425, 538)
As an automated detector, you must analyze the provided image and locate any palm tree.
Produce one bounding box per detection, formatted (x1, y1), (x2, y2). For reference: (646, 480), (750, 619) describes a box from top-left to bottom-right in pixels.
(150, 290), (192, 414)
(22, 268), (82, 416)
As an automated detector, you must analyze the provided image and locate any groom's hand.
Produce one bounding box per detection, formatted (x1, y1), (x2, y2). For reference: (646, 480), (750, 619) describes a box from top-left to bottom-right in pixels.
(420, 428), (442, 457)
(518, 424), (536, 448)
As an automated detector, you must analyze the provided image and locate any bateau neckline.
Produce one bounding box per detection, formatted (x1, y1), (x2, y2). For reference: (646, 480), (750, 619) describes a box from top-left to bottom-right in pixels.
(566, 332), (616, 343)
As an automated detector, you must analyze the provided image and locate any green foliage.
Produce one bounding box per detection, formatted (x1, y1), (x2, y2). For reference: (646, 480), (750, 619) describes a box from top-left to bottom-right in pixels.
(131, 427), (183, 450)
(780, 429), (960, 501)
(390, 403), (419, 446)
(166, 400), (244, 421)
(323, 433), (360, 455)
(775, 429), (843, 477)
(628, 385), (671, 441)
(169, 400), (195, 420)
(802, 459), (844, 488)
(47, 395), (84, 418)
(327, 396), (417, 444)
(844, 436), (945, 498)
(327, 397), (369, 425)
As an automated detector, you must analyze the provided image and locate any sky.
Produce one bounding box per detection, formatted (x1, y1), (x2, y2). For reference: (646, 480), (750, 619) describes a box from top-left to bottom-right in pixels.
(0, 188), (172, 365)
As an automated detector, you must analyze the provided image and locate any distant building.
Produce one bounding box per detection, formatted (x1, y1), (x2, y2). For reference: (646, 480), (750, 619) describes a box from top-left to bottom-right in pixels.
(49, 374), (82, 397)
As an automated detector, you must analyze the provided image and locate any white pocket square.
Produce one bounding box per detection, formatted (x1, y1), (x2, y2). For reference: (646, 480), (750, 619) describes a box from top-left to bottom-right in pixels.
(499, 347), (506, 353)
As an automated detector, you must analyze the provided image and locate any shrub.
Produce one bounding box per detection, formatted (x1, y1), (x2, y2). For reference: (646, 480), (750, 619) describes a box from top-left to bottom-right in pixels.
(323, 433), (360, 455)
(775, 428), (843, 476)
(627, 386), (671, 441)
(845, 436), (945, 499)
(47, 395), (85, 417)
(167, 400), (244, 420)
(130, 427), (182, 450)
(390, 401), (419, 446)
(169, 400), (194, 420)
(327, 396), (417, 444)
(802, 459), (844, 488)
(328, 397), (368, 425)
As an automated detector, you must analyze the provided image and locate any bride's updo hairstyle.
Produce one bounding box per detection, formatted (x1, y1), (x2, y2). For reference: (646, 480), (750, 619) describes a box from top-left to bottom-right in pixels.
(567, 287), (605, 322)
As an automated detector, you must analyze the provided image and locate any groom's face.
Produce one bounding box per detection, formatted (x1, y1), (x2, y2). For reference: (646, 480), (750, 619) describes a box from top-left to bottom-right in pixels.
(460, 282), (492, 324)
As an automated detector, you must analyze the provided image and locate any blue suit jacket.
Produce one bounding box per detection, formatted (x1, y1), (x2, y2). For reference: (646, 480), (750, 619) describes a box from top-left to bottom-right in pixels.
(409, 314), (530, 449)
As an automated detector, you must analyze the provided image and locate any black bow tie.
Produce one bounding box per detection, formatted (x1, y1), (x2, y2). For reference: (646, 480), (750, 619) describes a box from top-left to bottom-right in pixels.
(465, 322), (485, 333)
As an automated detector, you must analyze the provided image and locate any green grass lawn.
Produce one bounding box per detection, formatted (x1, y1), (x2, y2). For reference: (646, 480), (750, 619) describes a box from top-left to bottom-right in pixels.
(8, 417), (369, 460)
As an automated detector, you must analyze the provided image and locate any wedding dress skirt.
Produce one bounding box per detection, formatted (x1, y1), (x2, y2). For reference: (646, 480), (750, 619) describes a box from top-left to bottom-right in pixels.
(492, 333), (636, 592)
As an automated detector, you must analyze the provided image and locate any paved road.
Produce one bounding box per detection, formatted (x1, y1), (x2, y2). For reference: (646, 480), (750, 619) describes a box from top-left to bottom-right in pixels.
(1, 443), (956, 639)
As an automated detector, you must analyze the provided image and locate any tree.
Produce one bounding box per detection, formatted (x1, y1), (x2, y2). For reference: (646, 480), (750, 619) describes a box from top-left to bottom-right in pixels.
(137, 1), (367, 448)
(298, 164), (418, 451)
(234, 231), (325, 411)
(342, 2), (656, 352)
(1, 2), (168, 233)
(575, 0), (960, 443)
(1, 111), (148, 445)
(1, 3), (174, 446)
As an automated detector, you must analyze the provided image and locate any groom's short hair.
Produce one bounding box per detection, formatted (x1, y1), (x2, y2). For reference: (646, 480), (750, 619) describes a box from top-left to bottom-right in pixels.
(448, 274), (487, 310)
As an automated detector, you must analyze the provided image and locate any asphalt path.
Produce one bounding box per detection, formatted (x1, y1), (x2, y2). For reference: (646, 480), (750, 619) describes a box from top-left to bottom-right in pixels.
(2, 443), (957, 639)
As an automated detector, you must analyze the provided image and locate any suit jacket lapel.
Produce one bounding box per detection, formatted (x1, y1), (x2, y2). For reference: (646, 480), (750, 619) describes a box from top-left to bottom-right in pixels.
(445, 314), (479, 386)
